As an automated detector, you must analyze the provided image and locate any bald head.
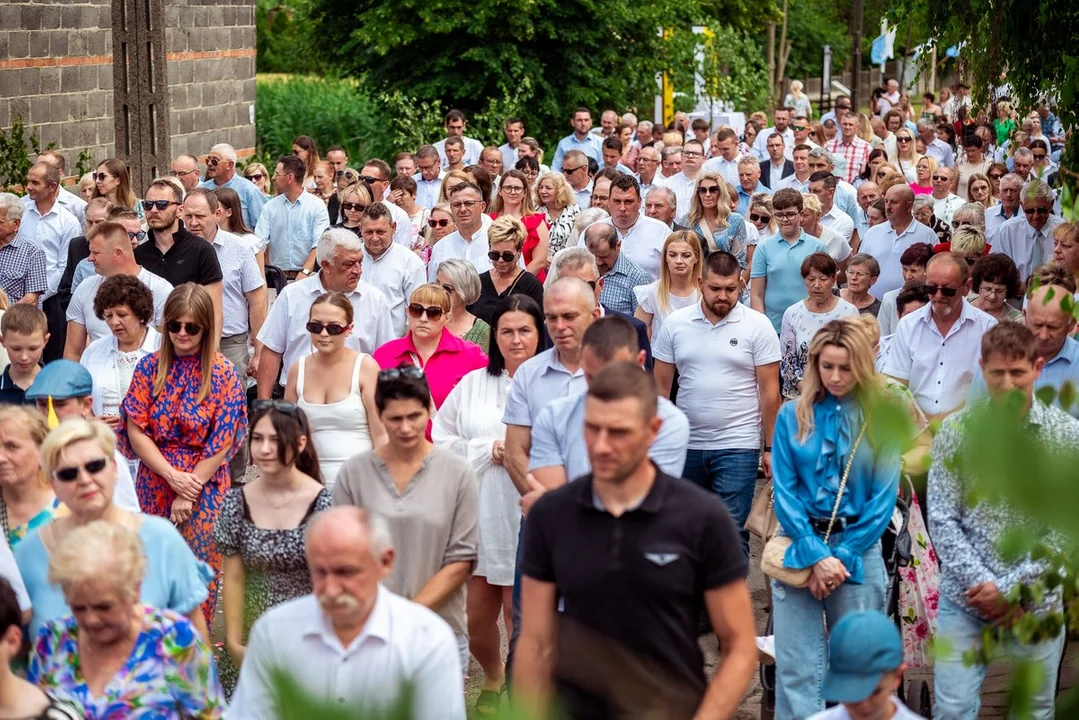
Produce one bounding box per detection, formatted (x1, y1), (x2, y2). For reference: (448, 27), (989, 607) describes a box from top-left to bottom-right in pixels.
(306, 506), (393, 557)
(1027, 284), (1077, 360)
(857, 181), (881, 209)
(546, 276), (597, 312)
(884, 183), (915, 225)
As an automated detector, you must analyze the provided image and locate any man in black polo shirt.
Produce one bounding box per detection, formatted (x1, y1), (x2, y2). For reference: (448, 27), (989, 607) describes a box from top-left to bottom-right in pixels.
(516, 362), (757, 719)
(136, 178), (223, 334)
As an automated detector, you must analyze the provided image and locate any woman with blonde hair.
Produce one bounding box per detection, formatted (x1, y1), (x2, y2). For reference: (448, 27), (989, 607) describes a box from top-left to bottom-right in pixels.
(687, 171), (748, 265)
(470, 216), (545, 324)
(92, 158), (138, 212)
(893, 127), (922, 183)
(634, 231), (702, 341)
(331, 181), (375, 238)
(856, 113), (878, 147)
(947, 225), (989, 261)
(784, 80), (813, 118)
(438, 170), (474, 205)
(242, 162), (271, 196)
(78, 172), (96, 202)
(118, 283), (248, 626)
(910, 156), (937, 195)
(770, 318), (901, 717)
(489, 169), (551, 280)
(0, 406), (60, 548)
(951, 202), (987, 235)
(1052, 223), (1079, 286)
(420, 203), (456, 267)
(437, 260), (491, 352)
(536, 172), (581, 257)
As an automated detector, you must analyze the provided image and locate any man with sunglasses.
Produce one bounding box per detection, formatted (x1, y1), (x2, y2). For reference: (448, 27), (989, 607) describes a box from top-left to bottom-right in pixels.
(255, 155), (330, 277)
(989, 178), (1062, 280)
(884, 252), (996, 419)
(359, 159), (412, 247)
(552, 107), (602, 172)
(196, 143), (266, 229)
(359, 203), (426, 336)
(560, 150), (593, 209)
(929, 167), (965, 226)
(411, 145), (446, 210)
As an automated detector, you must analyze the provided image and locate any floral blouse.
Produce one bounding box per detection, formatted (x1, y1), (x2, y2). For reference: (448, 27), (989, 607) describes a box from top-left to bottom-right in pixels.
(28, 606), (224, 719)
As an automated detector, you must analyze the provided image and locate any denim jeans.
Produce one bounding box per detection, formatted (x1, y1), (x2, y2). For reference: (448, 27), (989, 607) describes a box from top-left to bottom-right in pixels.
(772, 538), (886, 720)
(505, 519), (525, 688)
(933, 595), (1065, 720)
(683, 448), (760, 559)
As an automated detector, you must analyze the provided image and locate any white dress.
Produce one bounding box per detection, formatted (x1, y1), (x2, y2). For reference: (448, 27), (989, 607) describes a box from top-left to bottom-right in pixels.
(431, 368), (519, 586)
(297, 353), (373, 490)
(634, 281), (699, 340)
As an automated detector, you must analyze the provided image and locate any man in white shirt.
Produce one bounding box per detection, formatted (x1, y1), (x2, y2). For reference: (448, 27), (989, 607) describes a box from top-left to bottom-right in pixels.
(20, 162), (79, 302)
(600, 175), (670, 281)
(702, 127), (742, 185)
(918, 119), (955, 170)
(884, 252), (997, 418)
(810, 172), (856, 246)
(63, 220), (172, 360)
(412, 145), (446, 210)
(860, 185), (939, 299)
(989, 178), (1062, 280)
(930, 167), (965, 226)
(853, 181), (881, 240)
(777, 144), (814, 193)
(433, 109), (483, 168)
(499, 117), (524, 171)
(561, 150), (593, 210)
(37, 151), (87, 226)
(791, 116), (818, 152)
(359, 159), (412, 247)
(428, 181), (492, 282)
(360, 203), (425, 336)
(665, 139), (706, 225)
(984, 173), (1024, 239)
(635, 146), (665, 194)
(752, 107), (795, 161)
(230, 506), (466, 720)
(653, 250), (781, 558)
(256, 227), (394, 398)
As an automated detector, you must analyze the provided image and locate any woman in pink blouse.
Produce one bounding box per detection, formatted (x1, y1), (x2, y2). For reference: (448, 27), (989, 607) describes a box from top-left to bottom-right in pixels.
(373, 284), (488, 413)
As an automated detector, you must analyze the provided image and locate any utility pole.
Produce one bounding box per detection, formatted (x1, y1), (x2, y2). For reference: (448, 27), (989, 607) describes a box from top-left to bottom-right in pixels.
(851, 0), (864, 111)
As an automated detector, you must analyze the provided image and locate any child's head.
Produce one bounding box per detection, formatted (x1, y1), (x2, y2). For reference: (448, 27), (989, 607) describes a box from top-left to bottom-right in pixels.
(1, 305), (49, 373)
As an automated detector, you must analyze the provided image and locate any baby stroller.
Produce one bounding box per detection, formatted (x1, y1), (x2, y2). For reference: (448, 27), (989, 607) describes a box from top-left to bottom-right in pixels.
(758, 487), (929, 718)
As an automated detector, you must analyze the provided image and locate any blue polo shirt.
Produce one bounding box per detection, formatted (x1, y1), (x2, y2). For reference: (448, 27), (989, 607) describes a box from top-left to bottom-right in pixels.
(967, 336), (1079, 417)
(750, 230), (828, 332)
(552, 133), (602, 172)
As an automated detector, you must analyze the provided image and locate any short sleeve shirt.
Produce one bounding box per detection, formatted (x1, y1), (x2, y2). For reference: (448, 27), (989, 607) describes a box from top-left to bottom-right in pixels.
(750, 231), (829, 332)
(67, 268), (173, 344)
(134, 224), (223, 288)
(501, 348), (586, 428)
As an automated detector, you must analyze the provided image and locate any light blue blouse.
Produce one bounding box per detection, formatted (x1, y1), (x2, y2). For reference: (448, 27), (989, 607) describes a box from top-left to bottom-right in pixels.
(692, 212), (748, 267)
(15, 515), (212, 638)
(771, 395), (900, 582)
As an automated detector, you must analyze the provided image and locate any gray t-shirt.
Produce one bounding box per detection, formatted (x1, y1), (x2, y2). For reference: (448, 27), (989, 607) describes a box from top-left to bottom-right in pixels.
(332, 446), (479, 637)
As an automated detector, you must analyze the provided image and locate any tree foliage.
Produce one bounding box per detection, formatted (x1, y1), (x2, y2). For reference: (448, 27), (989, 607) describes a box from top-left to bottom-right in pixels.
(256, 0), (323, 75)
(781, 0), (853, 81)
(663, 25), (771, 115)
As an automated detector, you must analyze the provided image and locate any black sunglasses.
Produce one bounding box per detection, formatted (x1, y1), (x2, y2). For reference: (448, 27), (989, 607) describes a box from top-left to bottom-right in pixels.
(53, 457), (109, 482)
(252, 399), (299, 414)
(246, 173), (264, 181)
(1024, 207), (1050, 216)
(341, 202), (367, 213)
(488, 250), (516, 262)
(128, 230), (146, 243)
(378, 366), (425, 382)
(142, 200), (179, 212)
(697, 186), (721, 195)
(988, 173), (1004, 180)
(428, 218), (451, 228)
(92, 172), (112, 182)
(924, 284), (960, 297)
(749, 213), (771, 223)
(306, 321), (348, 336)
(407, 303), (445, 320)
(358, 175), (381, 184)
(166, 320), (203, 335)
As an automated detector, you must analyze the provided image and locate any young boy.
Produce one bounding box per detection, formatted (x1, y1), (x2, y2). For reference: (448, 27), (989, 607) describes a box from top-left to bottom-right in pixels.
(0, 305), (49, 405)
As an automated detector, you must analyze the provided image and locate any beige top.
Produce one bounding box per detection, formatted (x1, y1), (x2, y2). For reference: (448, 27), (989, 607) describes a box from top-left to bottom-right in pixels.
(332, 446), (479, 637)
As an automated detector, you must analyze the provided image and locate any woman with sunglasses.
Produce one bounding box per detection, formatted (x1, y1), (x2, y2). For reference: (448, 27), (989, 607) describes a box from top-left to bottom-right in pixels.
(687, 171), (748, 265)
(0, 406), (62, 549)
(243, 162), (271, 196)
(214, 401), (330, 693)
(213, 187), (266, 274)
(91, 158), (139, 214)
(469, 216), (545, 325)
(748, 197), (777, 238)
(490, 169), (551, 281)
(420, 204), (457, 267)
(334, 366), (479, 678)
(331, 182), (375, 239)
(893, 128), (923, 183)
(118, 283), (247, 627)
(373, 284), (488, 416)
(855, 148), (888, 188)
(986, 162), (1008, 199)
(284, 292), (384, 489)
(16, 418), (212, 642)
(292, 135), (321, 192)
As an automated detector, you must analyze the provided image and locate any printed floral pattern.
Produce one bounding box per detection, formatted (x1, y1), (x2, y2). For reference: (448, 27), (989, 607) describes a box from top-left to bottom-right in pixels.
(898, 489), (940, 667)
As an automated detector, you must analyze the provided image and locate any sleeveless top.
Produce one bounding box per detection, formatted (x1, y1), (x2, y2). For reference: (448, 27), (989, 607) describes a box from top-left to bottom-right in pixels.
(296, 354), (373, 490)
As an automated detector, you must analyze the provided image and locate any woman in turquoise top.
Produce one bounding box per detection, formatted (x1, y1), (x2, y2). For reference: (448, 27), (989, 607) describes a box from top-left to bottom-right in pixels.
(0, 406), (64, 549)
(15, 419), (211, 641)
(686, 171), (749, 266)
(769, 318), (902, 719)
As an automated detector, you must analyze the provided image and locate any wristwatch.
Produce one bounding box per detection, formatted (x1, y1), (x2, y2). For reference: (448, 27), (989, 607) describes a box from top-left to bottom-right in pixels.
(298, 268), (311, 276)
(763, 445), (773, 452)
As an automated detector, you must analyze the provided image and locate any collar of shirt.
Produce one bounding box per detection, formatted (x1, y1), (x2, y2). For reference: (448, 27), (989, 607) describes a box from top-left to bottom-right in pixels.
(399, 327), (470, 361)
(916, 298), (983, 336)
(147, 221), (199, 249)
(105, 325), (161, 355)
(544, 348), (584, 378)
(306, 273), (363, 301)
(689, 298), (745, 327)
(575, 468), (667, 514)
(301, 586), (392, 654)
(24, 198), (60, 219)
(1046, 337), (1079, 370)
(608, 250), (633, 278)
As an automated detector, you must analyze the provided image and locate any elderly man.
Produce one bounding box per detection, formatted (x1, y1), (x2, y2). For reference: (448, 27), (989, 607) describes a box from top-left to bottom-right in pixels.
(826, 112), (872, 184)
(561, 149), (593, 209)
(1010, 147), (1035, 181)
(359, 203), (425, 336)
(636, 120), (655, 148)
(985, 173), (1024, 239)
(644, 187), (685, 232)
(0, 193), (47, 305)
(36, 151), (87, 226)
(809, 171), (856, 245)
(411, 145), (446, 210)
(170, 153), (202, 193)
(660, 146), (683, 182)
(736, 156), (767, 215)
(255, 155), (330, 276)
(884, 252), (997, 418)
(428, 181), (492, 282)
(256, 227), (394, 399)
(989, 179), (1061, 279)
(197, 143), (266, 228)
(230, 507), (466, 719)
(582, 222), (649, 316)
(854, 181), (882, 241)
(930, 167), (965, 226)
(859, 185), (939, 299)
(636, 146), (665, 193)
(917, 120), (954, 171)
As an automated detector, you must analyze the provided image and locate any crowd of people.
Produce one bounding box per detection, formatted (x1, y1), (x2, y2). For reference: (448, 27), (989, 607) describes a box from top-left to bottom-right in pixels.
(0, 75), (1074, 720)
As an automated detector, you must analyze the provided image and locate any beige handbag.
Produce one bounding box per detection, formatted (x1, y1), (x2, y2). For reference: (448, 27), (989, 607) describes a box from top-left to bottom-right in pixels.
(745, 479), (779, 540)
(761, 419), (867, 588)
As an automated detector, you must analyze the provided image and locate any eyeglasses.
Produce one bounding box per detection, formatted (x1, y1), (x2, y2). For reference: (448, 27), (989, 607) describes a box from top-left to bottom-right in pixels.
(166, 320), (203, 335)
(171, 169), (199, 177)
(502, 185), (525, 194)
(988, 173), (1004, 180)
(774, 211), (800, 220)
(428, 218), (450, 228)
(682, 151), (703, 159)
(127, 230), (146, 243)
(847, 271), (873, 279)
(407, 303), (445, 320)
(697, 186), (720, 195)
(488, 250), (517, 262)
(341, 202), (367, 213)
(252, 399), (299, 414)
(378, 366), (425, 382)
(749, 213), (771, 223)
(792, 125), (806, 131)
(53, 457), (109, 482)
(1024, 207), (1051, 216)
(440, 283), (456, 296)
(563, 165), (586, 175)
(932, 175), (950, 181)
(924, 284), (960, 297)
(358, 175), (381, 184)
(1033, 153), (1048, 160)
(450, 200), (480, 211)
(246, 173), (264, 181)
(92, 173), (113, 182)
(142, 200), (179, 212)
(306, 321), (349, 336)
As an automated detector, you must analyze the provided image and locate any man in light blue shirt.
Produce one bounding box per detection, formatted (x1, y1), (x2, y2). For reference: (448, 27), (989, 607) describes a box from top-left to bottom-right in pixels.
(254, 155), (330, 274)
(197, 143), (267, 229)
(736, 157), (768, 215)
(552, 107), (603, 172)
(529, 316), (689, 486)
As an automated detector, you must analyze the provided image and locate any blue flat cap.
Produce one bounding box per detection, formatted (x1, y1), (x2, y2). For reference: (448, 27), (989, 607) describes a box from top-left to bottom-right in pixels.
(25, 360), (94, 400)
(821, 610), (904, 703)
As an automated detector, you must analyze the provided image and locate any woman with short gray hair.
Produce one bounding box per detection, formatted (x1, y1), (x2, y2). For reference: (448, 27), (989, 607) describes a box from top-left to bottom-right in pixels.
(437, 259), (491, 353)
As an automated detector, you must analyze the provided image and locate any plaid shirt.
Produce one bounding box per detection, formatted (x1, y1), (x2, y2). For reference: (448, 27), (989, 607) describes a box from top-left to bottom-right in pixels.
(825, 136), (872, 184)
(0, 234), (47, 302)
(600, 251), (651, 316)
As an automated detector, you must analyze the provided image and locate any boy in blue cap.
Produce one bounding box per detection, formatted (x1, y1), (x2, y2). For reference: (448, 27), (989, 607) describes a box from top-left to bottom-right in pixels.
(810, 610), (924, 719)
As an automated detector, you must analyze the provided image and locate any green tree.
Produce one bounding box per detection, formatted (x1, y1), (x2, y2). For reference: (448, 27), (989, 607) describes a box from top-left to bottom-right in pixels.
(256, 0), (322, 75)
(662, 25), (771, 115)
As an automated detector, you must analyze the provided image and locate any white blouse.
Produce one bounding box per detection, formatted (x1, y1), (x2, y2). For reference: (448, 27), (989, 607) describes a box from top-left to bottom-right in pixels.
(634, 281), (699, 340)
(79, 327), (162, 417)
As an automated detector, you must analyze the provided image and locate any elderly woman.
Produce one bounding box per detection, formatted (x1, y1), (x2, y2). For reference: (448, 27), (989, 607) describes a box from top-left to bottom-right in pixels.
(470, 216), (545, 325)
(437, 260), (491, 352)
(770, 319), (901, 718)
(913, 195), (951, 246)
(839, 253), (883, 316)
(118, 284), (248, 626)
(16, 418), (211, 639)
(1052, 223), (1079, 287)
(800, 194), (850, 264)
(950, 202), (987, 236)
(28, 520), (223, 718)
(373, 284), (488, 413)
(970, 254), (1024, 322)
(0, 407), (61, 548)
(536, 172), (581, 258)
(78, 276), (162, 434)
(966, 173), (994, 209)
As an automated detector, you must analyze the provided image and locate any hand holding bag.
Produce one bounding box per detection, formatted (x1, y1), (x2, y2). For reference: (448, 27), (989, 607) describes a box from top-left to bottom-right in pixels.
(761, 419), (867, 588)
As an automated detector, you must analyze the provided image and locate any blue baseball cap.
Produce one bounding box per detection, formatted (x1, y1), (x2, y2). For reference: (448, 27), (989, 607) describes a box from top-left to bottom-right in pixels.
(25, 360), (93, 401)
(821, 610), (904, 703)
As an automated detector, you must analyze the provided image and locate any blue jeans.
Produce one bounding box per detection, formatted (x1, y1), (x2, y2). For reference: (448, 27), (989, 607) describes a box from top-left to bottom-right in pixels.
(505, 519), (525, 688)
(772, 538), (886, 720)
(683, 448), (759, 559)
(933, 595), (1065, 719)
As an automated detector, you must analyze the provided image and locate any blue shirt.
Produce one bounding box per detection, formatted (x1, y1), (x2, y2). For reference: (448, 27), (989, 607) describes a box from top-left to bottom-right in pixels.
(552, 132), (602, 172)
(771, 397), (901, 583)
(967, 336), (1079, 418)
(599, 251), (650, 316)
(199, 174), (267, 229)
(502, 348), (587, 427)
(529, 391), (690, 479)
(750, 231), (828, 332)
(737, 182), (768, 215)
(834, 181), (860, 225)
(70, 257), (95, 291)
(16, 515), (212, 637)
(254, 191), (331, 271)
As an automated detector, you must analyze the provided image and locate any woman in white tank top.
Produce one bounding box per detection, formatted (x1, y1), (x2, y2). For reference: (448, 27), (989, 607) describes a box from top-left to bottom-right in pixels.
(284, 292), (385, 488)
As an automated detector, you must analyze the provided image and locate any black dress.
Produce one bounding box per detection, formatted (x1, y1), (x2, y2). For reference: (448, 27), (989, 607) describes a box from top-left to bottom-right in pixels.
(469, 270), (545, 324)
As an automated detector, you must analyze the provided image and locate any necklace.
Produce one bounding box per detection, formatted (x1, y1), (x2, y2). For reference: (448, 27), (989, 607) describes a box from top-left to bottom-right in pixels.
(259, 479), (303, 510)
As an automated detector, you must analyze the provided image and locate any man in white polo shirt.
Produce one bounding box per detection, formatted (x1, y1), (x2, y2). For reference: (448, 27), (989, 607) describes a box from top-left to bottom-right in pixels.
(653, 250), (781, 558)
(359, 203), (425, 336)
(860, 185), (938, 300)
(598, 174), (670, 281)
